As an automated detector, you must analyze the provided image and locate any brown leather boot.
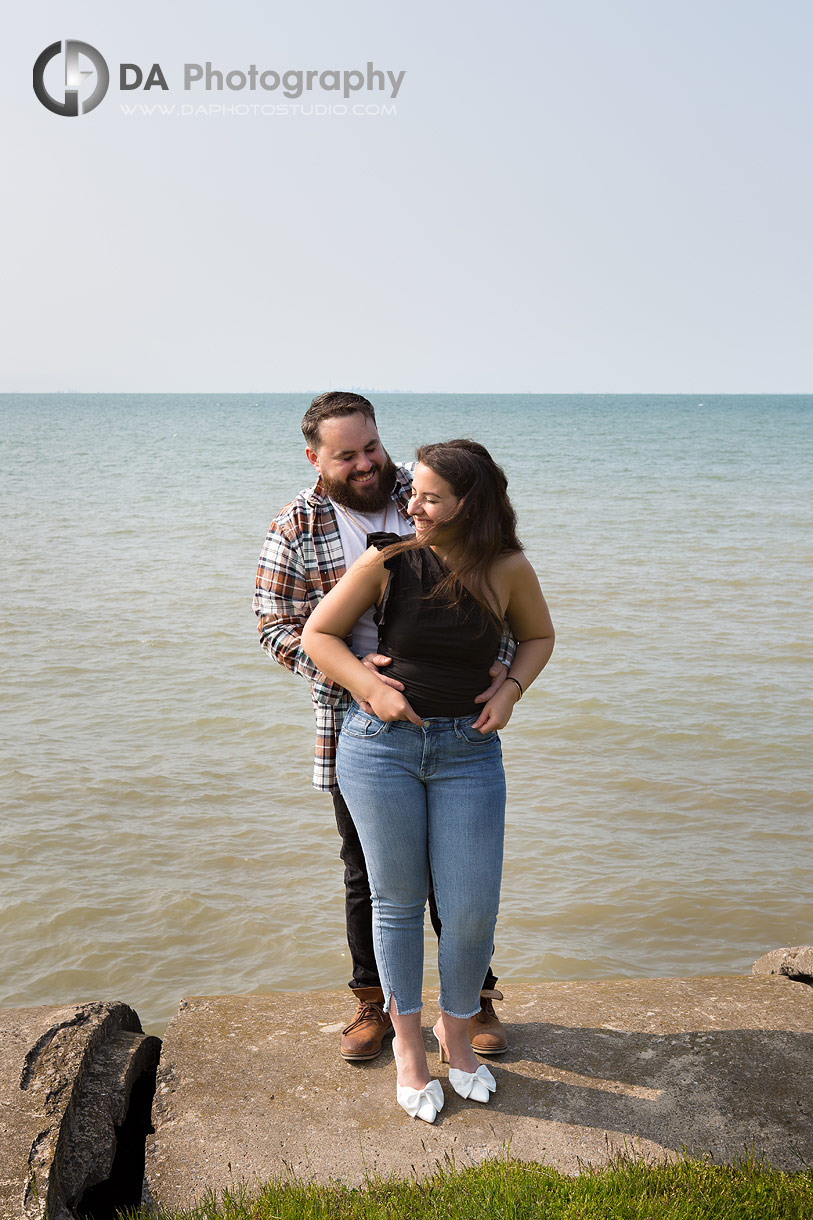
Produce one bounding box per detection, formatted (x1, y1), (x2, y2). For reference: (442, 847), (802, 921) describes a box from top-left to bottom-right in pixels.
(468, 988), (508, 1055)
(340, 987), (393, 1061)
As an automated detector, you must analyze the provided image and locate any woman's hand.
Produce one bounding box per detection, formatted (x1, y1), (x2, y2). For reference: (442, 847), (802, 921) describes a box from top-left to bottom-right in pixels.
(356, 653), (406, 715)
(364, 684), (424, 725)
(470, 680), (521, 734)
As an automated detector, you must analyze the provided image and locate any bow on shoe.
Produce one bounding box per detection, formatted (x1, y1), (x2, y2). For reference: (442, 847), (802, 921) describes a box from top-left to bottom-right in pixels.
(396, 1078), (445, 1123)
(448, 1063), (497, 1102)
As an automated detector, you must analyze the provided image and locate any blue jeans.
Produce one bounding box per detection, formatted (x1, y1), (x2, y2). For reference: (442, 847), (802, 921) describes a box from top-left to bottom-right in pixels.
(336, 703), (506, 1019)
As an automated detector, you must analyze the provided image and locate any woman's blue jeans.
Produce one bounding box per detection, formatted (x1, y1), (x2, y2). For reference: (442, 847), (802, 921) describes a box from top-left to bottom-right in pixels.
(336, 703), (506, 1019)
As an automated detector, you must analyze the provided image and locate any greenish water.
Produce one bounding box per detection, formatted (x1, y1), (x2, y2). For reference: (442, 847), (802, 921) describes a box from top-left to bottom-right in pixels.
(1, 393), (810, 1034)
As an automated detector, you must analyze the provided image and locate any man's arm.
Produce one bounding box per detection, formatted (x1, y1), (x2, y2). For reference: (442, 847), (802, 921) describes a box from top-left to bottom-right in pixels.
(254, 521), (324, 682)
(255, 513), (406, 701)
(473, 620), (517, 704)
(473, 554), (554, 732)
(496, 621), (517, 671)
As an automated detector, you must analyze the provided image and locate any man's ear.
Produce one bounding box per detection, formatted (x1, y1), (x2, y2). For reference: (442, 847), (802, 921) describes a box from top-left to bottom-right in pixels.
(305, 447), (321, 472)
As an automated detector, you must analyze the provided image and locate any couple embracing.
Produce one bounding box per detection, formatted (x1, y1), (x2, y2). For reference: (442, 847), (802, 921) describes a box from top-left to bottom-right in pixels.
(254, 391), (554, 1123)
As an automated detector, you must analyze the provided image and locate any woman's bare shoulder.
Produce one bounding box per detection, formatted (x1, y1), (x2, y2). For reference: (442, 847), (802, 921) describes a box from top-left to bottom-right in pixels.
(348, 545), (388, 572)
(493, 548), (534, 579)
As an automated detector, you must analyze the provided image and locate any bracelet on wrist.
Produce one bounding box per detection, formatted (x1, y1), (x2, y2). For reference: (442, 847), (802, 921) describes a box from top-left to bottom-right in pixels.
(506, 675), (523, 699)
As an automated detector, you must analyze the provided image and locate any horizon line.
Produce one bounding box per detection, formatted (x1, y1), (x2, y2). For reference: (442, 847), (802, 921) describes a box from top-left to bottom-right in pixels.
(2, 389), (811, 397)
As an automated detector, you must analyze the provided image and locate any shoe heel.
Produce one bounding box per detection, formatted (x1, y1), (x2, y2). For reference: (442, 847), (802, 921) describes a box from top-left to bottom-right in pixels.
(432, 1025), (449, 1064)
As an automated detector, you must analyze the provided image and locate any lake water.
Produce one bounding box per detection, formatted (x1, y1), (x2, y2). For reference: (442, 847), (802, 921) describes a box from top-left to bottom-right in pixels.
(1, 393), (810, 1036)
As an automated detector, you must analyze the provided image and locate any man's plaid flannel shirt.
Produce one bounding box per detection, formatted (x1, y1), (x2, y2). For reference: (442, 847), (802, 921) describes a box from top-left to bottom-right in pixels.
(253, 465), (516, 792)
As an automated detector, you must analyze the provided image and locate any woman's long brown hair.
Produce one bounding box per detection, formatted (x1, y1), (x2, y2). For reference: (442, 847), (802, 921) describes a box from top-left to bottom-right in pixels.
(379, 439), (523, 626)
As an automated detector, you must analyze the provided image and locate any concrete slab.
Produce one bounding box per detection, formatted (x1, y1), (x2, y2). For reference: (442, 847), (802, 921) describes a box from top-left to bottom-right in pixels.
(145, 975), (813, 1210)
(0, 1001), (160, 1220)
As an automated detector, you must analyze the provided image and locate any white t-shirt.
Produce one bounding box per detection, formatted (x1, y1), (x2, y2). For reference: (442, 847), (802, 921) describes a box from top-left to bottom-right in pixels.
(330, 500), (414, 657)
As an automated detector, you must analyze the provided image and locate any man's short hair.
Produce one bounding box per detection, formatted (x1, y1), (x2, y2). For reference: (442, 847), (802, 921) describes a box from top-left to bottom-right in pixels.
(301, 391), (377, 449)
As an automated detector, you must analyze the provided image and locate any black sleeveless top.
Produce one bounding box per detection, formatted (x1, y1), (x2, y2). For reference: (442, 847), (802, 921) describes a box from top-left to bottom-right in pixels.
(369, 532), (502, 718)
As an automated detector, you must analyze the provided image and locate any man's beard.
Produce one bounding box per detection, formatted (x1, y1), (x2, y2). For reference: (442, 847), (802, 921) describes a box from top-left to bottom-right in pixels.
(322, 454), (398, 513)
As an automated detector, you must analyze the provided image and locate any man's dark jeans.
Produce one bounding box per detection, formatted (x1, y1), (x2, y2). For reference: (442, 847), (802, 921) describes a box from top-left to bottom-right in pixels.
(332, 789), (499, 993)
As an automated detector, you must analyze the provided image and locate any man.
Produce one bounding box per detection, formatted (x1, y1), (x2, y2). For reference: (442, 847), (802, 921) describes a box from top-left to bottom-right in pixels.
(254, 391), (512, 1060)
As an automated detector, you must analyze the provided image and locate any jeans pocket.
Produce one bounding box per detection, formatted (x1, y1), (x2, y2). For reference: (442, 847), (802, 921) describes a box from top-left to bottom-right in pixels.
(454, 720), (499, 745)
(341, 706), (390, 739)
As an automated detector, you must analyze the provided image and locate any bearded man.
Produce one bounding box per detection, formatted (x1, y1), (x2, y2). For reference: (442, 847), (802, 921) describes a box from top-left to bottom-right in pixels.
(254, 391), (511, 1060)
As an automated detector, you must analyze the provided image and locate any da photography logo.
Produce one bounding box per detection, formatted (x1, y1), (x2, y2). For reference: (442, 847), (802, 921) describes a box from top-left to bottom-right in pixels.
(33, 40), (109, 116)
(32, 44), (404, 119)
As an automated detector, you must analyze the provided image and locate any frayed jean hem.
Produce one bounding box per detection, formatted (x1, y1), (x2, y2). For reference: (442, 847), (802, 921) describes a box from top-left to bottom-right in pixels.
(383, 993), (423, 1017)
(439, 1001), (481, 1020)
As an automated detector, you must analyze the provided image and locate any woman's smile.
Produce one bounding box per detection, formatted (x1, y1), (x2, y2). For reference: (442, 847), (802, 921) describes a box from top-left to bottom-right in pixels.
(407, 462), (461, 533)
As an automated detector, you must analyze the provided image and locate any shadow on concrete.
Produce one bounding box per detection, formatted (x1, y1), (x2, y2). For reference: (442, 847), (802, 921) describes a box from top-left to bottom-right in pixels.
(143, 980), (813, 1205)
(423, 1021), (813, 1169)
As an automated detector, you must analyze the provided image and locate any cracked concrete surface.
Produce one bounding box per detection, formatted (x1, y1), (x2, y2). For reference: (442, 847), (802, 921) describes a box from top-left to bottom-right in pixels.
(0, 1002), (160, 1220)
(144, 975), (813, 1211)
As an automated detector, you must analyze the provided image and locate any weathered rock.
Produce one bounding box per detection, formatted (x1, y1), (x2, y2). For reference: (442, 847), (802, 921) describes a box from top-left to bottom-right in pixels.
(145, 976), (813, 1211)
(752, 946), (813, 983)
(0, 1001), (161, 1220)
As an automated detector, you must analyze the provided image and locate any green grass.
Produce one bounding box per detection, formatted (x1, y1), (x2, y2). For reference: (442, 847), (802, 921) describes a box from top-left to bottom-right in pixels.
(130, 1153), (813, 1220)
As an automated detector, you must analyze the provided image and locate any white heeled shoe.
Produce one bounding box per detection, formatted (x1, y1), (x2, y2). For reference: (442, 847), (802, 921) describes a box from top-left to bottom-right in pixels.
(433, 1026), (496, 1104)
(396, 1077), (445, 1123)
(393, 1035), (444, 1123)
(448, 1063), (496, 1102)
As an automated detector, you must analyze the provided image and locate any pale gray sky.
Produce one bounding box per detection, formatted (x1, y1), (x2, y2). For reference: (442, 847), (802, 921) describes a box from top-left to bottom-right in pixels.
(3, 0), (811, 391)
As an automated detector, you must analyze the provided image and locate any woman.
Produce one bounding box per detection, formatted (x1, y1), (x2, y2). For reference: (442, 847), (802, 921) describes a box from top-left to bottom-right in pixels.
(302, 440), (554, 1122)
